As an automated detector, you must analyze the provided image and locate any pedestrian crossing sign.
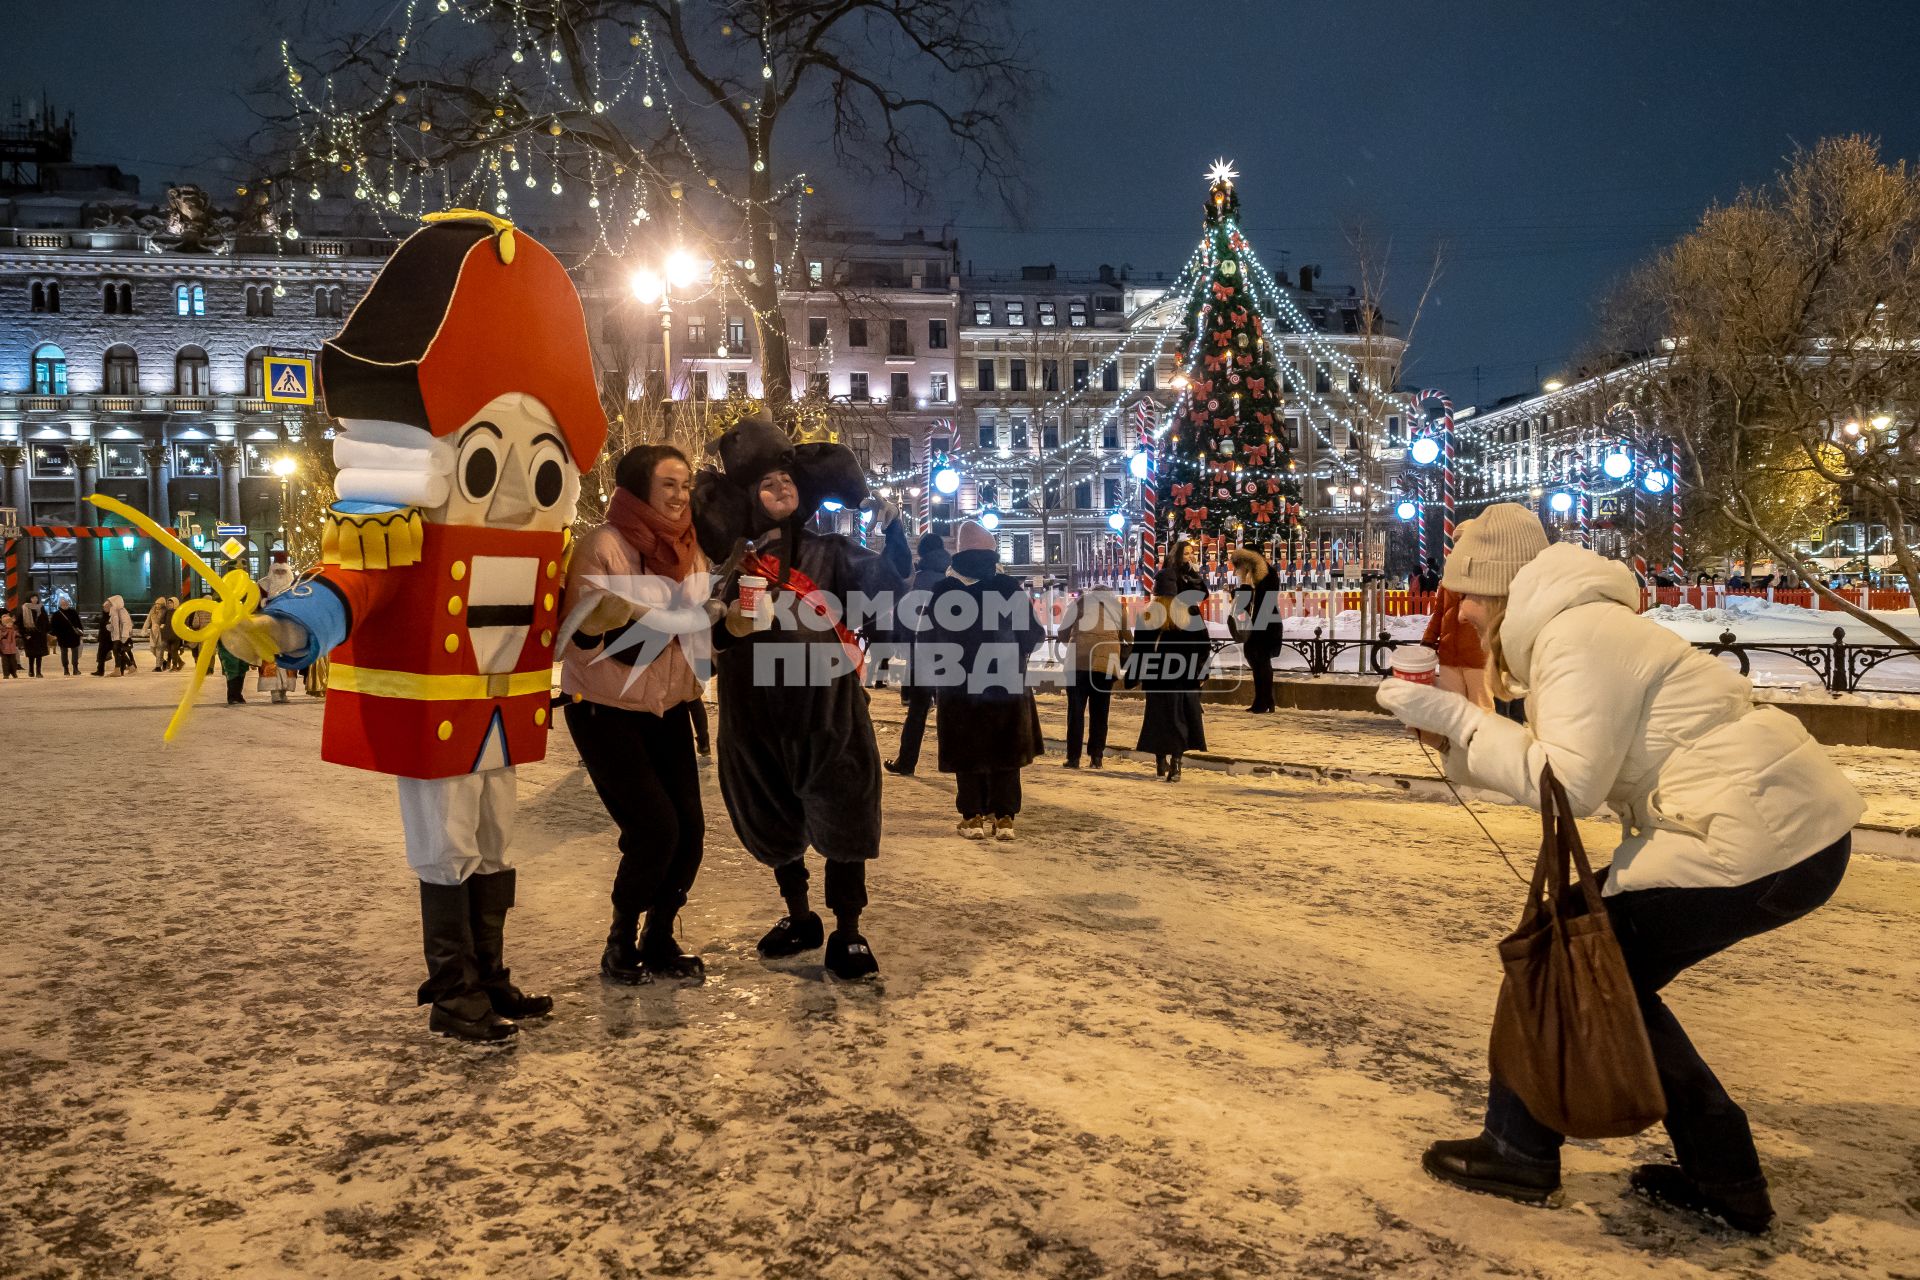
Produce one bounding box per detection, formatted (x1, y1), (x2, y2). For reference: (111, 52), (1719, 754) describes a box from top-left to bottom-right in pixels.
(263, 356), (315, 404)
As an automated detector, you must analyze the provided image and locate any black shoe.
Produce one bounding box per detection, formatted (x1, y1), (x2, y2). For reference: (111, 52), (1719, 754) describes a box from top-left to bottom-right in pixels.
(757, 911), (824, 958)
(601, 936), (654, 985)
(467, 870), (553, 1019)
(1628, 1164), (1774, 1235)
(417, 881), (520, 1042)
(1089, 755), (1104, 769)
(1166, 756), (1183, 782)
(1154, 754), (1167, 777)
(428, 1001), (519, 1042)
(882, 758), (913, 777)
(825, 929), (880, 979)
(1063, 758), (1081, 769)
(639, 925), (706, 982)
(1421, 1136), (1560, 1206)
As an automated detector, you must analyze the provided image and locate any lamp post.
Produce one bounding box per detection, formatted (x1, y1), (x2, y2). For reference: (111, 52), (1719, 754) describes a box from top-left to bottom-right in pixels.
(271, 455), (298, 552)
(629, 249), (702, 399)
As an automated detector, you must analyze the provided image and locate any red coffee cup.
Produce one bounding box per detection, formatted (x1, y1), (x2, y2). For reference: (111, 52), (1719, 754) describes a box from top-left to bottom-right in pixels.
(1390, 646), (1438, 685)
(737, 575), (770, 630)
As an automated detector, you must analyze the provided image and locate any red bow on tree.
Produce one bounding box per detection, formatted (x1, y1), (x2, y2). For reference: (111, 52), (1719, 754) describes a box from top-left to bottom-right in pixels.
(1203, 353), (1227, 372)
(1230, 307), (1249, 327)
(1251, 500), (1276, 523)
(1266, 479), (1282, 495)
(1170, 482), (1193, 506)
(1214, 415), (1238, 433)
(1254, 410), (1274, 428)
(1211, 282), (1235, 302)
(1246, 377), (1266, 396)
(1213, 331), (1232, 347)
(1184, 507), (1207, 529)
(1189, 406), (1209, 425)
(1236, 353), (1253, 368)
(1246, 444), (1269, 466)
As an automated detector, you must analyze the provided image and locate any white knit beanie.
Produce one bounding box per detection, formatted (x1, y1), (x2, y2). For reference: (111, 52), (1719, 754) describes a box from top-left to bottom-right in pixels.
(1441, 503), (1550, 596)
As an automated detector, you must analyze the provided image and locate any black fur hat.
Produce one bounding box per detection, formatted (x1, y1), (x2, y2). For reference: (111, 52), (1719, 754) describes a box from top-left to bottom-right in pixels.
(691, 412), (871, 560)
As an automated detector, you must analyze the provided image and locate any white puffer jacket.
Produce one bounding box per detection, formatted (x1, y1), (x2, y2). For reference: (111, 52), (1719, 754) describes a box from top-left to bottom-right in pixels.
(1448, 543), (1864, 894)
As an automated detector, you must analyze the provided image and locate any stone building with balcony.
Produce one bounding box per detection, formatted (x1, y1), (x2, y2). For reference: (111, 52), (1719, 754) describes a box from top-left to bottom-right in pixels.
(0, 185), (389, 609)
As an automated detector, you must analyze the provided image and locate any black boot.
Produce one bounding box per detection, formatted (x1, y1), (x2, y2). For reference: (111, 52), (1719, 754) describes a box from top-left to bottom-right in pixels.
(757, 911), (824, 958)
(417, 881), (517, 1042)
(1628, 1164), (1774, 1235)
(1154, 753), (1167, 777)
(639, 912), (706, 981)
(1166, 754), (1183, 782)
(467, 870), (553, 1020)
(882, 758), (913, 777)
(601, 912), (652, 985)
(825, 929), (880, 979)
(1420, 1135), (1559, 1206)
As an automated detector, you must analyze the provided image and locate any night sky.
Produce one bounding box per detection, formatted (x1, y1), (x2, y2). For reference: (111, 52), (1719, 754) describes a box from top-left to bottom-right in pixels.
(8, 0), (1920, 402)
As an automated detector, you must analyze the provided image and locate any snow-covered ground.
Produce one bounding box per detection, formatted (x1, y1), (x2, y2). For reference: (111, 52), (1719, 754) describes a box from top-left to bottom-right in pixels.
(4, 672), (1920, 1278)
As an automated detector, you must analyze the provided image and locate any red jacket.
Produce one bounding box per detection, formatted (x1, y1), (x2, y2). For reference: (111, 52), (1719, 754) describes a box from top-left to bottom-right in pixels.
(1420, 587), (1487, 670)
(316, 522), (565, 779)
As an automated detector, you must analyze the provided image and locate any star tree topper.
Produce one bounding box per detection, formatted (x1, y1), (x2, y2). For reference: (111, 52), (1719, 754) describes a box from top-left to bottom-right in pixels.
(1205, 158), (1239, 185)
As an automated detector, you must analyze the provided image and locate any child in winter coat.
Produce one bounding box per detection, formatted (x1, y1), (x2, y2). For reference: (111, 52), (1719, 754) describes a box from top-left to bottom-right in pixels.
(1378, 502), (1864, 1236)
(1418, 584), (1489, 708)
(0, 612), (20, 678)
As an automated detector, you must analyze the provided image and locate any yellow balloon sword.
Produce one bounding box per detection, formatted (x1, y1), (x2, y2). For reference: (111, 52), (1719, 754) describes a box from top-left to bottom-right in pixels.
(86, 492), (277, 743)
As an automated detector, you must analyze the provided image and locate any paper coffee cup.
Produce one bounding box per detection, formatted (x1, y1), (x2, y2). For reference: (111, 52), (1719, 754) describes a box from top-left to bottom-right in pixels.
(1390, 646), (1438, 685)
(737, 575), (770, 630)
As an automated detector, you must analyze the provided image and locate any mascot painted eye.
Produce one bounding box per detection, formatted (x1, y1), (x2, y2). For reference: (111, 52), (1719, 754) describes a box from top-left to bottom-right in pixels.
(459, 429), (502, 501)
(529, 441), (567, 508)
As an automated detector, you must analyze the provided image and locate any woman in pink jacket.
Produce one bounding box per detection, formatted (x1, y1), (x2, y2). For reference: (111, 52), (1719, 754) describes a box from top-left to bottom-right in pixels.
(559, 445), (717, 985)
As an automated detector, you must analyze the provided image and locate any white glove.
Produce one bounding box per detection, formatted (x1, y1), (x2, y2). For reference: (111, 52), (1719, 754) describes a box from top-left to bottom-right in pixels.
(1376, 679), (1487, 749)
(222, 614), (309, 667)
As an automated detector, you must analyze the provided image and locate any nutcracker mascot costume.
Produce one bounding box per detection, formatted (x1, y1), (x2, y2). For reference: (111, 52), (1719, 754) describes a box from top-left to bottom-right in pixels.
(225, 211), (607, 1042)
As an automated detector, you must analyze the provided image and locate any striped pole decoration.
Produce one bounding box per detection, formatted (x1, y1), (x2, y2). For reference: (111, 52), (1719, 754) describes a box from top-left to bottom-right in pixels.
(3, 535), (17, 612)
(1136, 399), (1158, 593)
(1413, 389), (1456, 555)
(6, 524), (162, 609)
(1668, 445), (1685, 581)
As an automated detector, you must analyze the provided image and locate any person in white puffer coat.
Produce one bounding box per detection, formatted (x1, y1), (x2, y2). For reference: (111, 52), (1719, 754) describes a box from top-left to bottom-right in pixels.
(1378, 503), (1862, 1236)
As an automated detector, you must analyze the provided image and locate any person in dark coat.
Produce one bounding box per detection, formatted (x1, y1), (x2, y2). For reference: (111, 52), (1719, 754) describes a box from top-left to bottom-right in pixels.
(1228, 548), (1283, 714)
(694, 413), (910, 980)
(928, 520), (1044, 840)
(48, 593), (84, 675)
(1124, 557), (1212, 782)
(884, 531), (951, 777)
(10, 591), (52, 678)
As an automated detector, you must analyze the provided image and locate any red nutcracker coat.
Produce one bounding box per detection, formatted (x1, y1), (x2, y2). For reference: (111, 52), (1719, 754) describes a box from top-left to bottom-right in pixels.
(309, 520), (565, 779)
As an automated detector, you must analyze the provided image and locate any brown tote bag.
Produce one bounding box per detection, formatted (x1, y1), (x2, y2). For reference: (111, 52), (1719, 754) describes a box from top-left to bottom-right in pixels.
(1488, 764), (1667, 1139)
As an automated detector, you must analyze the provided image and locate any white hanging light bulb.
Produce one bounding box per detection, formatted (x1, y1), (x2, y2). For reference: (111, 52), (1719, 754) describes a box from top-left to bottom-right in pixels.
(550, 180), (562, 195)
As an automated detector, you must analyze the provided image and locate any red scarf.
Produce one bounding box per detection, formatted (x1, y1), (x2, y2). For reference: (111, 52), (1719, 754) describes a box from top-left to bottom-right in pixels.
(608, 487), (697, 582)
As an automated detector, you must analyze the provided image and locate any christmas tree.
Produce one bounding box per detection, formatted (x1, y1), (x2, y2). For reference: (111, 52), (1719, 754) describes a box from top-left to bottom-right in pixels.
(1159, 161), (1298, 554)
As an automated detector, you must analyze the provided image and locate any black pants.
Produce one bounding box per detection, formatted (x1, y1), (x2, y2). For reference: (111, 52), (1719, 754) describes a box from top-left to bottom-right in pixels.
(225, 674), (247, 703)
(893, 687), (934, 772)
(94, 638), (111, 674)
(1, 654), (16, 678)
(956, 768), (1021, 818)
(690, 698), (711, 754)
(1244, 638), (1277, 711)
(1484, 835), (1852, 1192)
(774, 857), (867, 928)
(1064, 668), (1114, 763)
(58, 643), (78, 674)
(565, 699), (705, 929)
(25, 651), (43, 677)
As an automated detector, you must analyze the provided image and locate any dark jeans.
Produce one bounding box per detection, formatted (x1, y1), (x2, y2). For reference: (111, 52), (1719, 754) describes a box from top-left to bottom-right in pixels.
(58, 642), (78, 674)
(225, 674), (247, 703)
(1484, 835), (1852, 1192)
(892, 687), (934, 772)
(565, 699), (705, 930)
(690, 698), (711, 754)
(956, 768), (1022, 818)
(26, 651), (43, 677)
(774, 857), (867, 929)
(1065, 668), (1114, 763)
(1243, 637), (1278, 711)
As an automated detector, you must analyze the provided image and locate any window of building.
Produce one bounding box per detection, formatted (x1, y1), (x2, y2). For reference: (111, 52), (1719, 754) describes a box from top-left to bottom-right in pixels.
(1042, 359), (1060, 392)
(246, 349), (269, 398)
(1046, 533), (1063, 563)
(849, 371), (869, 401)
(686, 319), (707, 349)
(1069, 301), (1088, 327)
(1006, 301), (1025, 326)
(1072, 359), (1090, 391)
(101, 443), (146, 478)
(1073, 480), (1092, 509)
(175, 347), (211, 396)
(891, 436), (913, 471)
(242, 443), (282, 476)
(807, 316), (828, 346)
(727, 318), (747, 349)
(102, 345), (137, 395)
(1040, 421), (1059, 450)
(978, 480), (997, 507)
(1012, 419), (1030, 450)
(1043, 480), (1060, 510)
(726, 371), (748, 398)
(807, 372), (829, 398)
(890, 372), (910, 404)
(1142, 362), (1156, 391)
(931, 435), (949, 460)
(888, 319), (909, 356)
(976, 359), (996, 392)
(174, 442), (217, 478)
(174, 283), (204, 316)
(1282, 417), (1301, 450)
(1010, 478), (1029, 509)
(1038, 301), (1056, 327)
(1315, 364), (1331, 394)
(1102, 421), (1119, 449)
(931, 373), (949, 402)
(1096, 294), (1121, 312)
(30, 344), (68, 396)
(973, 300), (992, 325)
(1348, 369), (1360, 395)
(245, 283), (274, 318)
(1387, 414), (1403, 443)
(30, 443), (74, 477)
(1102, 363), (1119, 392)
(102, 281), (132, 315)
(691, 370), (709, 401)
(1009, 360), (1027, 392)
(1012, 533), (1031, 564)
(1104, 478), (1121, 507)
(928, 319), (948, 349)
(807, 260), (824, 285)
(31, 281), (58, 313)
(847, 318), (868, 348)
(978, 421), (996, 449)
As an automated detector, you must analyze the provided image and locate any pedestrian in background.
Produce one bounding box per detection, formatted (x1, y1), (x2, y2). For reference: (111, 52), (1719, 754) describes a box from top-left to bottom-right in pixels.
(48, 593), (83, 675)
(0, 611), (20, 679)
(1061, 581), (1125, 768)
(10, 591), (51, 678)
(1420, 581), (1490, 710)
(885, 531), (952, 777)
(145, 597), (174, 673)
(929, 520), (1045, 840)
(1228, 548), (1283, 714)
(1125, 555), (1211, 782)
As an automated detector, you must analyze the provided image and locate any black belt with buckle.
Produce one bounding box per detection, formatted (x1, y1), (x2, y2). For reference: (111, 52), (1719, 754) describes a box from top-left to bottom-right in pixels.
(466, 604), (536, 629)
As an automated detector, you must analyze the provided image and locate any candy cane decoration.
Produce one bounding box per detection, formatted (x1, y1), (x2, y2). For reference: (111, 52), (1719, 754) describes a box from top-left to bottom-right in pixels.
(1668, 444), (1685, 581)
(1136, 399), (1159, 592)
(1413, 389), (1455, 556)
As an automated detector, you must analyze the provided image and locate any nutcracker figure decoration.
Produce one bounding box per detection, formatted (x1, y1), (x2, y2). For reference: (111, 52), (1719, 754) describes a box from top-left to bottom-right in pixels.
(225, 211), (608, 1043)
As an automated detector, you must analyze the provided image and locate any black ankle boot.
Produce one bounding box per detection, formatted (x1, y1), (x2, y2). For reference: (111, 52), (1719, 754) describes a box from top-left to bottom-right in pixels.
(1421, 1135), (1560, 1205)
(1154, 753), (1167, 777)
(467, 870), (553, 1019)
(757, 911), (824, 957)
(1629, 1164), (1774, 1235)
(601, 913), (652, 985)
(1166, 755), (1183, 782)
(639, 914), (706, 981)
(825, 929), (880, 979)
(417, 881), (517, 1043)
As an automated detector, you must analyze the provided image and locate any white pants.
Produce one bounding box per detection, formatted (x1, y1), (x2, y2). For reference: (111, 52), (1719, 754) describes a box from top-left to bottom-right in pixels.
(397, 767), (518, 885)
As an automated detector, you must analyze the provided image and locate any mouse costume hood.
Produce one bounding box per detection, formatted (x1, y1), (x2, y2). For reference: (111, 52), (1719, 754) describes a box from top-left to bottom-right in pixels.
(692, 412), (870, 561)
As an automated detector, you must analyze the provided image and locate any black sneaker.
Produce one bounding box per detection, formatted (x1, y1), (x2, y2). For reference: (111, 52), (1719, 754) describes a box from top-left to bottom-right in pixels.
(640, 931), (706, 982)
(1420, 1136), (1560, 1206)
(1628, 1164), (1774, 1235)
(825, 930), (880, 979)
(757, 911), (824, 958)
(882, 758), (913, 777)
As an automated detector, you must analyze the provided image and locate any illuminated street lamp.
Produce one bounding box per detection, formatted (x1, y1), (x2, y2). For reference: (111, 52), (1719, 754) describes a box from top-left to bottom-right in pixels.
(272, 454), (299, 549)
(1602, 449), (1634, 481)
(1549, 490), (1575, 514)
(1408, 435), (1441, 467)
(1394, 498), (1418, 522)
(628, 249), (703, 397)
(932, 464), (960, 496)
(1107, 511), (1126, 532)
(980, 510), (1001, 532)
